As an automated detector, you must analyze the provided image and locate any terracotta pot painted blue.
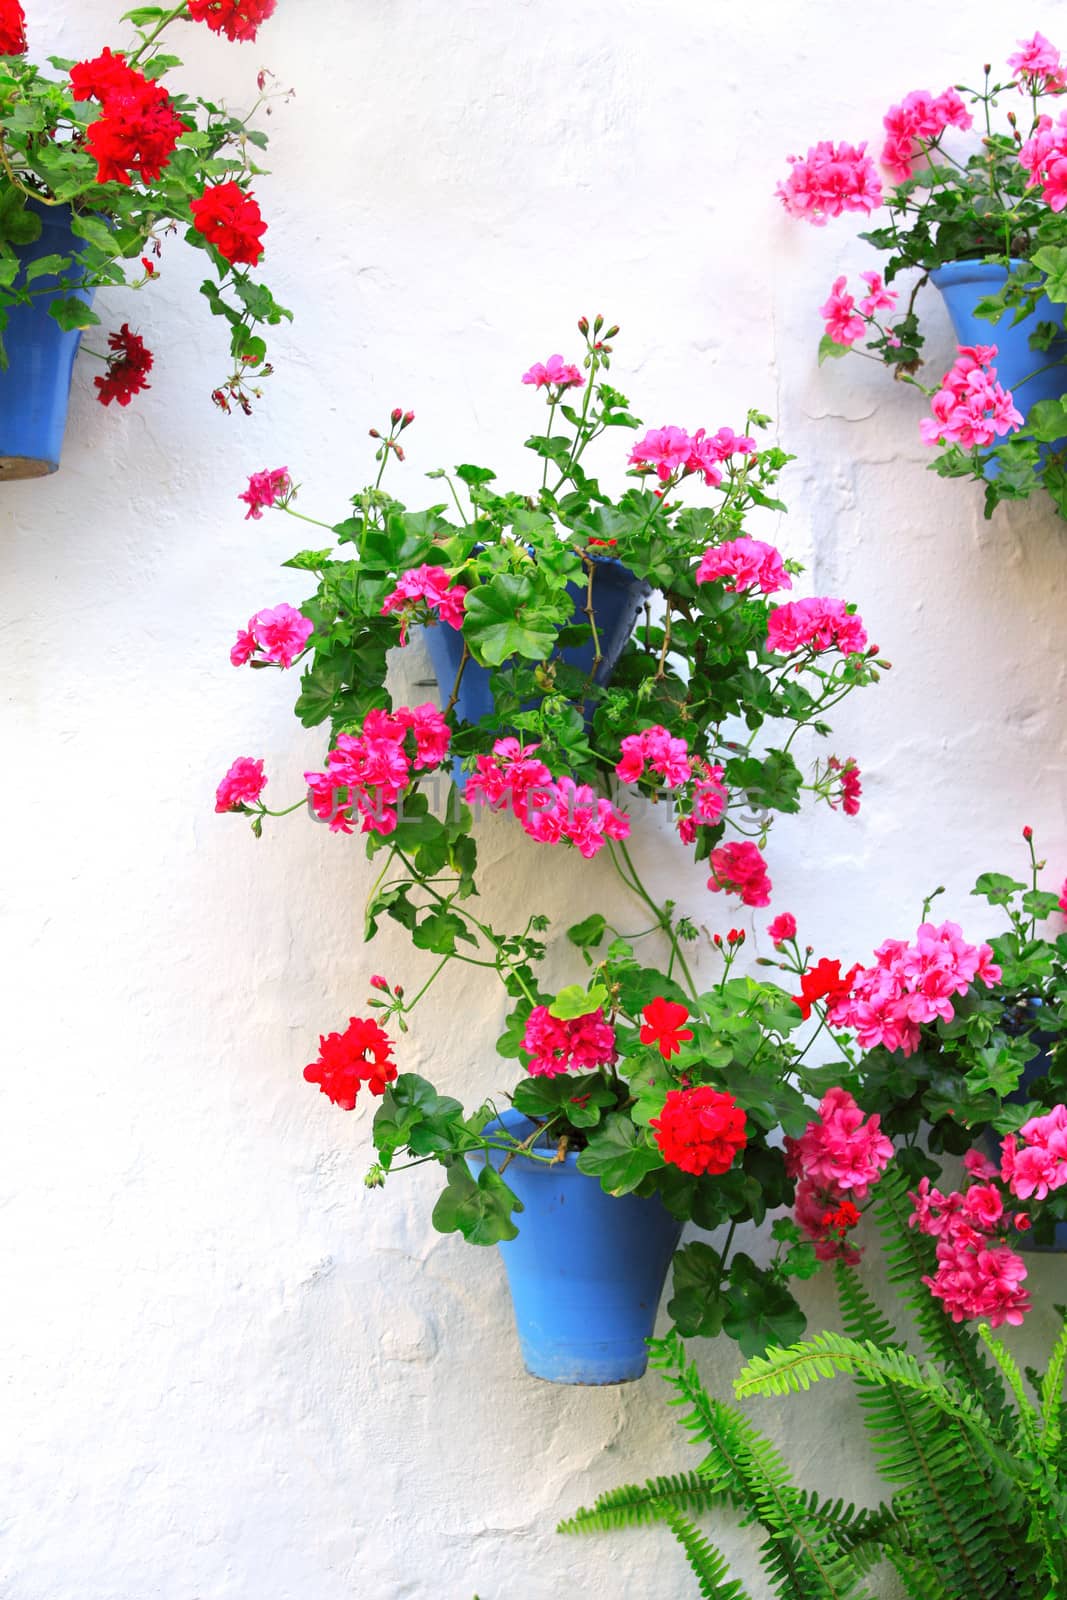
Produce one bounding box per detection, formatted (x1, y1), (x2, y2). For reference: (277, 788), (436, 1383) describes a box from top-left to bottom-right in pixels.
(468, 1108), (682, 1384)
(423, 557), (649, 787)
(930, 260), (1067, 472)
(0, 205), (95, 480)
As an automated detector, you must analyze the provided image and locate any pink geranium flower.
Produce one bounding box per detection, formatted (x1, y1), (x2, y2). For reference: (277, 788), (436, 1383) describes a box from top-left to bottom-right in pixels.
(239, 466), (290, 520)
(215, 756), (266, 813)
(767, 912), (797, 946)
(1009, 31), (1067, 92)
(521, 1005), (616, 1077)
(521, 353), (585, 390)
(615, 725), (692, 788)
(820, 276), (866, 346)
(919, 345), (1023, 449)
(231, 603), (314, 669)
(880, 88), (973, 181)
(1019, 110), (1067, 209)
(696, 536), (791, 595)
(858, 271), (897, 317)
(830, 920), (1001, 1057)
(785, 1086), (893, 1200)
(776, 140), (883, 224)
(707, 840), (772, 908)
(629, 426), (693, 482)
(766, 597), (868, 657)
(305, 703), (451, 837)
(381, 564), (469, 644)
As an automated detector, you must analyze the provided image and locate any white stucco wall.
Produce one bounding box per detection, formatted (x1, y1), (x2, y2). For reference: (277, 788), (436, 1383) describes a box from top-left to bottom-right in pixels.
(4, 2), (1067, 1596)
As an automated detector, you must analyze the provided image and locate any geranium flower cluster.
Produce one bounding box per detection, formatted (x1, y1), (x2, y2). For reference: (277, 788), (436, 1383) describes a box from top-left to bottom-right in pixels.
(94, 323), (153, 407)
(676, 762), (729, 845)
(786, 1088), (893, 1263)
(381, 564), (469, 643)
(215, 755), (267, 813)
(696, 536), (791, 595)
(910, 1147), (1033, 1328)
(305, 705), (451, 836)
(231, 603), (313, 669)
(520, 1006), (617, 1078)
(466, 738), (630, 859)
(187, 0), (276, 43)
(827, 755), (862, 817)
(616, 725), (692, 788)
(766, 597), (868, 657)
(628, 425), (755, 487)
(919, 345), (1024, 450)
(0, 0), (25, 55)
(820, 273), (898, 347)
(1019, 108), (1067, 212)
(303, 1015), (397, 1110)
(1000, 1105), (1067, 1201)
(880, 87), (973, 182)
(639, 998), (694, 1059)
(792, 957), (860, 1021)
(190, 180), (268, 267)
(1008, 30), (1067, 93)
(239, 467), (291, 520)
(706, 840), (772, 908)
(71, 46), (189, 187)
(827, 920), (1001, 1056)
(776, 140), (883, 225)
(650, 1085), (748, 1177)
(521, 354), (585, 390)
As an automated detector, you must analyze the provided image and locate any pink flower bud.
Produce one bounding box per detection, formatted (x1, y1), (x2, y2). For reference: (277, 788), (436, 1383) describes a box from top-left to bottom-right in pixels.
(391, 407), (403, 424)
(369, 975), (389, 991)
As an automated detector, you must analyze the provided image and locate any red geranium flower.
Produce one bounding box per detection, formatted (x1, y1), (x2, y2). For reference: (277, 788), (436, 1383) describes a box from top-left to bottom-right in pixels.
(0, 0), (26, 55)
(650, 1085), (747, 1176)
(187, 0), (277, 43)
(94, 324), (154, 407)
(793, 957), (859, 1021)
(303, 1016), (397, 1110)
(639, 997), (694, 1059)
(190, 180), (267, 266)
(70, 46), (140, 104)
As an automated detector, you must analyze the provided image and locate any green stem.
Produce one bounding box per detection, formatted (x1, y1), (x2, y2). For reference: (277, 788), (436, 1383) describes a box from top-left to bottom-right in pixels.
(608, 838), (699, 1002)
(280, 504), (336, 533)
(127, 3), (187, 64)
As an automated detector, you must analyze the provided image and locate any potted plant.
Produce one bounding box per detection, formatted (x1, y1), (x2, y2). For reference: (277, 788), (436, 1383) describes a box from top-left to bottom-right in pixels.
(216, 319), (889, 1380)
(0, 0), (290, 477)
(795, 828), (1067, 1250)
(778, 31), (1067, 519)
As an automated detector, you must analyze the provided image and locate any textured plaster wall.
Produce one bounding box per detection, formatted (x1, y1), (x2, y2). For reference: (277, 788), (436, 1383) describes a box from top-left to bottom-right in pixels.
(4, 2), (1067, 1597)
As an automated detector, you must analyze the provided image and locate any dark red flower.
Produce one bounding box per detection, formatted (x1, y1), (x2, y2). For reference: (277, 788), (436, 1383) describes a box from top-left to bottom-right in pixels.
(190, 180), (267, 266)
(187, 0), (277, 42)
(0, 0), (26, 55)
(793, 957), (859, 1021)
(303, 1016), (397, 1110)
(650, 1085), (747, 1176)
(94, 324), (154, 407)
(639, 996), (694, 1059)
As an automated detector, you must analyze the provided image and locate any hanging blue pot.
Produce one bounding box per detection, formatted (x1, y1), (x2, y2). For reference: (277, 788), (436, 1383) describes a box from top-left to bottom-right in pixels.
(929, 260), (1067, 472)
(422, 556), (649, 787)
(0, 204), (95, 480)
(467, 1108), (682, 1384)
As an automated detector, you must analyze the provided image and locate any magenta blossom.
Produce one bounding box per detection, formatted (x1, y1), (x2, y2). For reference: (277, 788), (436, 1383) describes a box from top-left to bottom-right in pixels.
(919, 345), (1023, 449)
(830, 920), (1001, 1057)
(707, 840), (771, 908)
(239, 466), (290, 520)
(697, 536), (791, 595)
(305, 704), (451, 837)
(858, 271), (897, 317)
(1019, 110), (1067, 210)
(1009, 31), (1067, 92)
(521, 1005), (617, 1077)
(767, 912), (797, 946)
(629, 426), (693, 482)
(820, 276), (866, 346)
(766, 597), (868, 657)
(466, 738), (629, 859)
(381, 564), (469, 644)
(615, 725), (693, 788)
(231, 603), (314, 669)
(522, 354), (585, 390)
(215, 756), (267, 813)
(880, 88), (973, 181)
(786, 1087), (893, 1201)
(777, 140), (883, 224)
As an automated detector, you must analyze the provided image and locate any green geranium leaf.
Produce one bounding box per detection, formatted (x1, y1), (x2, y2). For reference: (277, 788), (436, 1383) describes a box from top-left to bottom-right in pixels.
(576, 1113), (662, 1195)
(972, 871), (1025, 906)
(1026, 398), (1067, 444)
(548, 982), (609, 1020)
(723, 1254), (806, 1357)
(411, 908), (478, 955)
(373, 1074), (465, 1167)
(462, 572), (568, 665)
(818, 334), (850, 365)
(1022, 889), (1063, 921)
(1033, 244), (1067, 303)
(566, 912), (607, 950)
(431, 1161), (522, 1246)
(48, 296), (99, 332)
(667, 1241), (727, 1338)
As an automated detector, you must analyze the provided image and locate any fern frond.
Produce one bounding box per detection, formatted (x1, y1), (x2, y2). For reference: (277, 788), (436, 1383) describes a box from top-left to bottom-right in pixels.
(557, 1471), (731, 1535)
(1039, 1318), (1067, 1459)
(881, 1540), (954, 1600)
(658, 1509), (753, 1600)
(977, 1323), (1040, 1456)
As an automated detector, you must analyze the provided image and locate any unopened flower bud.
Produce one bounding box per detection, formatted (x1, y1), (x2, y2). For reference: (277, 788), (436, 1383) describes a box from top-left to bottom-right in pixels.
(577, 315), (589, 335)
(369, 427), (381, 438)
(605, 324), (620, 339)
(364, 1164), (386, 1189)
(402, 410), (415, 427)
(713, 933), (723, 946)
(392, 444), (405, 461)
(393, 984), (404, 997)
(1023, 825), (1033, 840)
(370, 974), (389, 990)
(391, 407), (403, 424)
(593, 313), (604, 333)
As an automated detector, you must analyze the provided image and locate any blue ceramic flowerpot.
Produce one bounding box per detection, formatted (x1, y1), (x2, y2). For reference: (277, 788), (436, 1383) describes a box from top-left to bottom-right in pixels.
(423, 557), (649, 786)
(930, 260), (1067, 471)
(468, 1108), (682, 1384)
(0, 205), (95, 479)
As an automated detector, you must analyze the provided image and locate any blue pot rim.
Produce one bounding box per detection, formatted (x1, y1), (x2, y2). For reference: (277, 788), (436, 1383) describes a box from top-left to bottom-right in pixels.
(929, 259), (1027, 288)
